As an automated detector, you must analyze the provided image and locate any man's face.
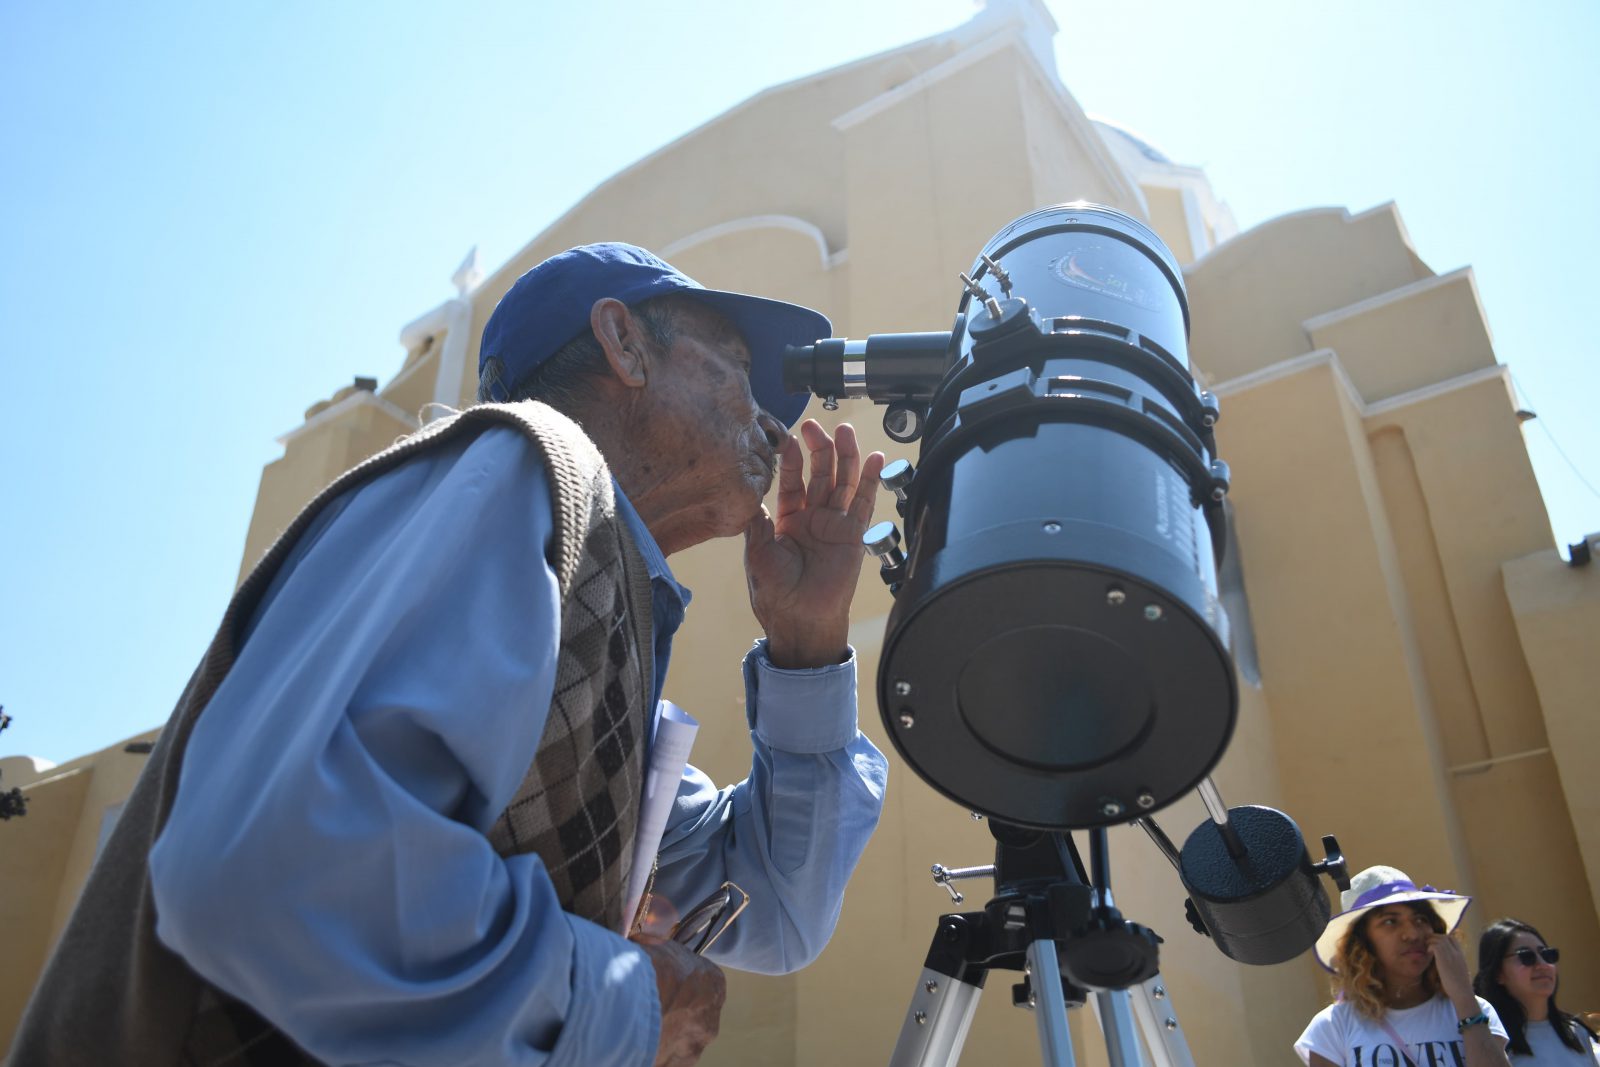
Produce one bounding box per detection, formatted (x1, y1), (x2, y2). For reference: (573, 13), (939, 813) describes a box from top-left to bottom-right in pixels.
(635, 300), (786, 538)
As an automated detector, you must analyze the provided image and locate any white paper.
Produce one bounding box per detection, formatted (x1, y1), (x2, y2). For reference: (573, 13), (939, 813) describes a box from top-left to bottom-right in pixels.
(622, 700), (699, 933)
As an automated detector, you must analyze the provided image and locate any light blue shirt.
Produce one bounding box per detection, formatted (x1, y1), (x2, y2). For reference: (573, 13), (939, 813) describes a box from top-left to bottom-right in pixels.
(148, 426), (888, 1067)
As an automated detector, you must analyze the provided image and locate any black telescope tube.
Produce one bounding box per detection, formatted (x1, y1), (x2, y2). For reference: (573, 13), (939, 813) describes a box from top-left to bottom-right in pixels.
(874, 203), (1236, 832)
(782, 332), (952, 403)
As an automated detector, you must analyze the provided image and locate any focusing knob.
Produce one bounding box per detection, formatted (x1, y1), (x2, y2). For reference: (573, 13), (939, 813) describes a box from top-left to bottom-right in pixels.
(865, 520), (905, 570)
(880, 458), (914, 507)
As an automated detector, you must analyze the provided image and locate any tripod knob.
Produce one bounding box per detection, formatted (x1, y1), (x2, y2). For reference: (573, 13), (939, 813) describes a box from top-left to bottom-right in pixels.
(1312, 834), (1351, 891)
(930, 862), (996, 905)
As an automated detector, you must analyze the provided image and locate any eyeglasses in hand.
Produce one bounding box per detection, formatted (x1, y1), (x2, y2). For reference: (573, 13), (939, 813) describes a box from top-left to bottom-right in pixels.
(671, 882), (749, 956)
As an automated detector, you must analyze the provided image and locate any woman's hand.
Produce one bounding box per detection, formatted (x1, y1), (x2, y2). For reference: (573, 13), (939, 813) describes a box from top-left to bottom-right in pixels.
(1426, 932), (1475, 1010)
(1429, 933), (1512, 1067)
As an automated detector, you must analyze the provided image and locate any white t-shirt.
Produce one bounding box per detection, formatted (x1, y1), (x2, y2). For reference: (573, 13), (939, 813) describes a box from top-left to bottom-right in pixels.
(1295, 995), (1507, 1066)
(1515, 1019), (1600, 1064)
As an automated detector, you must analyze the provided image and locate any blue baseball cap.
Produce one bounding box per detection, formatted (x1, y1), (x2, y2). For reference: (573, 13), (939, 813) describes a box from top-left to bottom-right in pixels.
(479, 242), (830, 427)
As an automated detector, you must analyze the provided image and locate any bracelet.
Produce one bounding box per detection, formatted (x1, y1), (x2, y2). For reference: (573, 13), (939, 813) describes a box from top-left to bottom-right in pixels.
(1457, 1011), (1490, 1033)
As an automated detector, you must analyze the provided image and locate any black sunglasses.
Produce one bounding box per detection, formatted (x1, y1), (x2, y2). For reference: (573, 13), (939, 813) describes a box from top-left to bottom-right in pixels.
(1506, 946), (1560, 967)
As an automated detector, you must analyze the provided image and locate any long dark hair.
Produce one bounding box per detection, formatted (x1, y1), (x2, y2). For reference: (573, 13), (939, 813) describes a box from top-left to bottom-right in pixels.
(1473, 917), (1596, 1056)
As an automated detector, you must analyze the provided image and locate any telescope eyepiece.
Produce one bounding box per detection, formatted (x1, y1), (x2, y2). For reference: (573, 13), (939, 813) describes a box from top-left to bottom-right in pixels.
(781, 333), (953, 418)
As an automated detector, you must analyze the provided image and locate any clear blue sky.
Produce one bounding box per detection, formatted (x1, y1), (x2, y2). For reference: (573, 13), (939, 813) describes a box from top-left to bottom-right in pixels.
(3, 0), (1597, 764)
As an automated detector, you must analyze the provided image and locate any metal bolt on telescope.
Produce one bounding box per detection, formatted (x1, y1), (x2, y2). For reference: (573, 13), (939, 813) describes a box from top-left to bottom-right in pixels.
(783, 204), (1350, 1065)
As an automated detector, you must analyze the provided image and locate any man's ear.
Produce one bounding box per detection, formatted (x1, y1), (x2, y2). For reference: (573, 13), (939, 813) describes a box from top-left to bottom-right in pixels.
(592, 297), (650, 389)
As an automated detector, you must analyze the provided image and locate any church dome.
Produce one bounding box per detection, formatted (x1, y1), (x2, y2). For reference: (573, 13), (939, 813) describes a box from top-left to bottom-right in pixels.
(1091, 118), (1174, 165)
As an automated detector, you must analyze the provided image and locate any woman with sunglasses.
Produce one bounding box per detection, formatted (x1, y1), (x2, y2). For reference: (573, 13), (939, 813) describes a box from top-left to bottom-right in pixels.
(1296, 865), (1511, 1067)
(1473, 919), (1600, 1063)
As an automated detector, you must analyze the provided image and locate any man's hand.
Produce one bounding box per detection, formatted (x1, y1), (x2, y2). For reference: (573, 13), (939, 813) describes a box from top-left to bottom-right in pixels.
(637, 937), (726, 1067)
(745, 420), (886, 668)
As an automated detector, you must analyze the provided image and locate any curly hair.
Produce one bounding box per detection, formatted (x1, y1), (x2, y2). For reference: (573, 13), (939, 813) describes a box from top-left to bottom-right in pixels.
(1330, 901), (1447, 1019)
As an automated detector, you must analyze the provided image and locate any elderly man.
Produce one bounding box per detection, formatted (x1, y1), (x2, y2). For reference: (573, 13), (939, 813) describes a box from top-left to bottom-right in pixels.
(14, 245), (889, 1066)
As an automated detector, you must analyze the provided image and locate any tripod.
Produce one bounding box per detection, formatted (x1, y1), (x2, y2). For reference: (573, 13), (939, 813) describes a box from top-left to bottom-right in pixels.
(890, 822), (1196, 1067)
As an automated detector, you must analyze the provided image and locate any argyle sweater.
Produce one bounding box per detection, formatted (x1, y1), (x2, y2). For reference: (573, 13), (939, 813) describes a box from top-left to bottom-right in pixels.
(9, 401), (653, 1066)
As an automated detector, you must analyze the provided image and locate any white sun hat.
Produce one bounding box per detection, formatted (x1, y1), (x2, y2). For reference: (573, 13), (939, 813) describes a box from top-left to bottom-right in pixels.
(1313, 865), (1471, 971)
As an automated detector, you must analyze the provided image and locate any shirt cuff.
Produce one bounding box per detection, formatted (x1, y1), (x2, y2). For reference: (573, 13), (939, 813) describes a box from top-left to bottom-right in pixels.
(552, 917), (660, 1067)
(742, 640), (860, 754)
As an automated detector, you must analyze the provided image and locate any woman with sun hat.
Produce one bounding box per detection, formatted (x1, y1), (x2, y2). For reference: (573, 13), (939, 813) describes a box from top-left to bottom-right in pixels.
(1473, 918), (1600, 1063)
(1295, 865), (1512, 1067)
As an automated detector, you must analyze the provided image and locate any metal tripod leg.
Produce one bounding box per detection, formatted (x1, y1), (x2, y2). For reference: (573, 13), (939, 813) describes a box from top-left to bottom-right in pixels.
(1092, 988), (1145, 1067)
(894, 824), (1199, 1067)
(1127, 974), (1196, 1067)
(1023, 939), (1078, 1067)
(889, 967), (983, 1067)
(890, 940), (1082, 1067)
(889, 949), (1200, 1067)
(1084, 973), (1197, 1067)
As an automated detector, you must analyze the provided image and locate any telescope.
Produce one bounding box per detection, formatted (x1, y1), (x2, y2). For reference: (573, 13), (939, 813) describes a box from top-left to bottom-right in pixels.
(784, 204), (1349, 1065)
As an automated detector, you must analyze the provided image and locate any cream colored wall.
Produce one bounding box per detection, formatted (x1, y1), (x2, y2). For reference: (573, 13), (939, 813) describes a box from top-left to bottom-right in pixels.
(1196, 249), (1600, 1017)
(0, 767), (90, 1050)
(465, 33), (962, 312)
(43, 728), (161, 942)
(665, 226), (841, 336)
(1214, 359), (1468, 884)
(1182, 181), (1600, 1016)
(1504, 548), (1600, 915)
(1307, 269), (1496, 403)
(381, 336), (447, 420)
(0, 726), (160, 1051)
(1365, 379), (1599, 1000)
(238, 392), (419, 582)
(1186, 204), (1433, 383)
(1143, 186), (1196, 265)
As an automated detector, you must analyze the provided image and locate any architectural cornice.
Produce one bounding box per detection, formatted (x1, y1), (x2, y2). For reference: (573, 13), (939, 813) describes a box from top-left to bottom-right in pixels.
(1301, 266), (1485, 339)
(1209, 346), (1513, 421)
(277, 387), (419, 447)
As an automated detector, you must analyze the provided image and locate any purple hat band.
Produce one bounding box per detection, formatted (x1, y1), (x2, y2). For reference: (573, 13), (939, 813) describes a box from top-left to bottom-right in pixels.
(1348, 880), (1455, 911)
